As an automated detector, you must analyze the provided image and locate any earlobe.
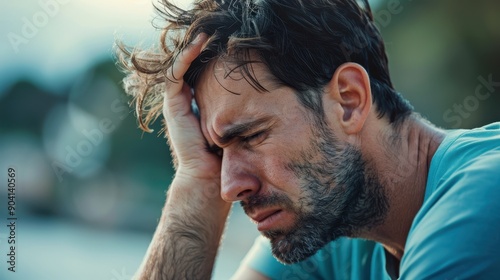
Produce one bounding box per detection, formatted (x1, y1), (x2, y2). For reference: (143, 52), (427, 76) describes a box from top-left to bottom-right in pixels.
(327, 63), (372, 135)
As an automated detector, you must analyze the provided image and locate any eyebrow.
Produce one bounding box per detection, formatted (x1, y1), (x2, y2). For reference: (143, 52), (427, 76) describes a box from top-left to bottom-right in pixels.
(209, 116), (273, 149)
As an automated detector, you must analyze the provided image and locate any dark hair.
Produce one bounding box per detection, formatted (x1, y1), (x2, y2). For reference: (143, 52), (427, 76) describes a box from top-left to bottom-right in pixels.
(117, 0), (413, 132)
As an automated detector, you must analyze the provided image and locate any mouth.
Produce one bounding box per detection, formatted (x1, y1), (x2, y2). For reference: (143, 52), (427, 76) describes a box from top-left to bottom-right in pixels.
(249, 209), (284, 231)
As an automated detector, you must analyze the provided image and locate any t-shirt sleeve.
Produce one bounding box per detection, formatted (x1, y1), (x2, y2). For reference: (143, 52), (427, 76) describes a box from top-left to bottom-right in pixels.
(240, 235), (291, 279)
(400, 151), (500, 279)
(240, 235), (385, 279)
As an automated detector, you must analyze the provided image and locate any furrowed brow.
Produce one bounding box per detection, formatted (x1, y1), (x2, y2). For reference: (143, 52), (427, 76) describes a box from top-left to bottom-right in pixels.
(217, 116), (273, 146)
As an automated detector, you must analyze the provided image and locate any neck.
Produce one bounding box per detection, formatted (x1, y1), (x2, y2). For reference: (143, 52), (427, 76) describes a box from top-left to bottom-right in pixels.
(361, 114), (446, 260)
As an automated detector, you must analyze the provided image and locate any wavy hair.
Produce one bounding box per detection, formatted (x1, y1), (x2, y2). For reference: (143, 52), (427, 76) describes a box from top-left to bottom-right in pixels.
(116, 0), (413, 132)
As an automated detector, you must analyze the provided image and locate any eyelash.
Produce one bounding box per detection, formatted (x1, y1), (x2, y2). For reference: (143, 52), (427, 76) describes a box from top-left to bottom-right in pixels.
(241, 131), (266, 146)
(207, 131), (267, 157)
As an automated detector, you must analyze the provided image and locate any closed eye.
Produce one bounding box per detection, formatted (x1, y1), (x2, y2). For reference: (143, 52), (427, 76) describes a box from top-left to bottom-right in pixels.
(241, 131), (267, 147)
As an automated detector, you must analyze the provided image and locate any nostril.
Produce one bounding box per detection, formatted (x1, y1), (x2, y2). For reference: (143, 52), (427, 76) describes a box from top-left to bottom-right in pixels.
(237, 189), (253, 198)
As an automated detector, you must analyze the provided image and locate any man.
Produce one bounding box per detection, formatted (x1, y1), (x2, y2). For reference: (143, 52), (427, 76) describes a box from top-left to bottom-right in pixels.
(117, 0), (500, 279)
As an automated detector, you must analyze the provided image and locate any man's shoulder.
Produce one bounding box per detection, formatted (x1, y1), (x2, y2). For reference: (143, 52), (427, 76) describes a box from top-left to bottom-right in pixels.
(428, 122), (500, 185)
(422, 122), (500, 209)
(400, 122), (500, 279)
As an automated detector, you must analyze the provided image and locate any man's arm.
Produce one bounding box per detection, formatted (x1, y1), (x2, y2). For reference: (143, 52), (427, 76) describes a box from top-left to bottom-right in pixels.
(133, 33), (231, 279)
(134, 178), (230, 279)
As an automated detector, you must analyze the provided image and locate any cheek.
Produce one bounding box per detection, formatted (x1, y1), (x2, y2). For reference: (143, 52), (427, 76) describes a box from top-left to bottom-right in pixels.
(260, 150), (318, 215)
(259, 144), (304, 199)
(258, 107), (315, 199)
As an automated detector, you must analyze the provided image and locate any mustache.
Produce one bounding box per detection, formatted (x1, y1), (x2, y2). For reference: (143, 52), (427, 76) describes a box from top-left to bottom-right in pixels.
(240, 192), (294, 215)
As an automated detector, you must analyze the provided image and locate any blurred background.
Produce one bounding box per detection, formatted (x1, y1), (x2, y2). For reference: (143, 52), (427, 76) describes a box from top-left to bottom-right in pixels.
(0, 0), (499, 279)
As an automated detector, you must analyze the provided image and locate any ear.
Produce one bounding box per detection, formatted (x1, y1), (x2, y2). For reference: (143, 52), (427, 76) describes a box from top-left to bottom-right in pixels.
(324, 62), (372, 135)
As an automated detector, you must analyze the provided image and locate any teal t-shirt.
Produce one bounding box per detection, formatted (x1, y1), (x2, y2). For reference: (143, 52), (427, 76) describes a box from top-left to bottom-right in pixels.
(241, 122), (500, 279)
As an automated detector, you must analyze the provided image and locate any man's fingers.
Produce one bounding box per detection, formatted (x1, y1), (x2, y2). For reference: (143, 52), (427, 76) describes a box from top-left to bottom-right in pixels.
(163, 81), (193, 119)
(163, 33), (207, 120)
(166, 33), (208, 87)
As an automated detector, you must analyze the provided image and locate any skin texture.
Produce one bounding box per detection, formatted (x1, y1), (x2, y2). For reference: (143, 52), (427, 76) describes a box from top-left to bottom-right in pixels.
(196, 61), (389, 264)
(133, 34), (446, 279)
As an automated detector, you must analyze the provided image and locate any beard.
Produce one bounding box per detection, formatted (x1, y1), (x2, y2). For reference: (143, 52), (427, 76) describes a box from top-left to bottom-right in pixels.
(241, 121), (389, 264)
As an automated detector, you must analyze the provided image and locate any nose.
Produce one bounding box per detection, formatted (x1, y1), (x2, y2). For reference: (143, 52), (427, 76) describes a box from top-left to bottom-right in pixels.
(220, 150), (260, 202)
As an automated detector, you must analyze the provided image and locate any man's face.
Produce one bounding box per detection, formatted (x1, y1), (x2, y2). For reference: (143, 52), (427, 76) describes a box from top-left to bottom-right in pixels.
(195, 62), (388, 264)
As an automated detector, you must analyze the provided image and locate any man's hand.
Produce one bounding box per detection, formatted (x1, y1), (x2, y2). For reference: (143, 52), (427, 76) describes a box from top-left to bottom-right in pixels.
(163, 33), (222, 182)
(134, 33), (232, 280)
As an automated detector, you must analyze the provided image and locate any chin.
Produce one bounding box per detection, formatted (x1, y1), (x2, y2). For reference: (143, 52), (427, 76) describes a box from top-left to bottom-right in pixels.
(270, 236), (325, 264)
(265, 225), (338, 264)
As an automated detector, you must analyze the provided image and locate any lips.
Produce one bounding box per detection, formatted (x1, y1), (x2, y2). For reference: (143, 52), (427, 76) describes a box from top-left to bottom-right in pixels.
(248, 209), (284, 231)
(249, 209), (281, 223)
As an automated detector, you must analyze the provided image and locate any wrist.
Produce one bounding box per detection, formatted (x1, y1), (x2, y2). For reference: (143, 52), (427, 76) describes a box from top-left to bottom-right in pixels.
(165, 175), (230, 218)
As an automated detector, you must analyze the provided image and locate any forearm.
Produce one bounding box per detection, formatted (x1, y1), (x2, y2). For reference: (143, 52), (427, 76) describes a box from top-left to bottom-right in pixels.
(135, 178), (231, 280)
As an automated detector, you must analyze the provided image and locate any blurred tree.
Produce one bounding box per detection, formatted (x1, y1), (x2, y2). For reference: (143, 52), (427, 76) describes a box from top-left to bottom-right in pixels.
(381, 0), (500, 128)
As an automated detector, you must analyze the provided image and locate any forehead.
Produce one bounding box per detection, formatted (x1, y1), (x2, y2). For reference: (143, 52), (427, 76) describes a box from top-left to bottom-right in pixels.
(194, 61), (295, 130)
